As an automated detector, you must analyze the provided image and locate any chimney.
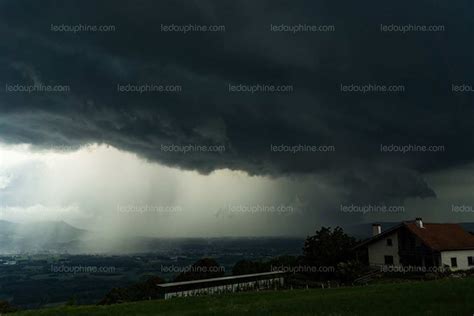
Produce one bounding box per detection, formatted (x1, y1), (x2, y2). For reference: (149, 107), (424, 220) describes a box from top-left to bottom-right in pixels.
(415, 217), (424, 228)
(372, 223), (382, 236)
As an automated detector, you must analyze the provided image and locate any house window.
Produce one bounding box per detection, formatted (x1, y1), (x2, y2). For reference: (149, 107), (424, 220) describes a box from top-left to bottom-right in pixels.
(451, 257), (458, 268)
(386, 238), (393, 246)
(468, 256), (474, 266)
(384, 255), (394, 265)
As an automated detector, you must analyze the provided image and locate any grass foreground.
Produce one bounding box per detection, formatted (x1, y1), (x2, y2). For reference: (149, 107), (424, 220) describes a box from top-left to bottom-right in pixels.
(13, 277), (474, 316)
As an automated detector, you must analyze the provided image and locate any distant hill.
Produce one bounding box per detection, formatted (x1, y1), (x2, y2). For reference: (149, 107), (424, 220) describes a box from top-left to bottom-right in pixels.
(0, 220), (87, 253)
(343, 221), (474, 240)
(460, 223), (474, 234)
(0, 220), (16, 234)
(0, 220), (303, 254)
(2, 218), (472, 254)
(2, 218), (473, 253)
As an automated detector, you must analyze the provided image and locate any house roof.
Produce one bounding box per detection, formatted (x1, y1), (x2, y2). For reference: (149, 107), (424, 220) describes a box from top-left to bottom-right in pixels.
(405, 223), (474, 251)
(354, 221), (474, 251)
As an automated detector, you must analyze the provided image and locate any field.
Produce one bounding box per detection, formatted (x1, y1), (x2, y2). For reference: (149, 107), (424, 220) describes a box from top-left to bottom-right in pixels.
(13, 277), (474, 316)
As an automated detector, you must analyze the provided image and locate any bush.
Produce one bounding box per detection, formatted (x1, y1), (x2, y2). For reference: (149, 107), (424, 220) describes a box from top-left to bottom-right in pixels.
(174, 258), (224, 282)
(98, 276), (165, 305)
(336, 260), (366, 284)
(232, 260), (270, 275)
(0, 300), (18, 314)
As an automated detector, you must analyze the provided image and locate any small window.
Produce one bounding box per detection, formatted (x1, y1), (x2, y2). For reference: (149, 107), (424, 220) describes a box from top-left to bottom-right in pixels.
(384, 255), (394, 265)
(386, 238), (393, 246)
(468, 256), (474, 266)
(451, 257), (458, 267)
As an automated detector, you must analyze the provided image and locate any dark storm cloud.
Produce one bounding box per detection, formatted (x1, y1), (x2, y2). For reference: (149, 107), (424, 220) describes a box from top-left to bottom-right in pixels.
(0, 0), (473, 203)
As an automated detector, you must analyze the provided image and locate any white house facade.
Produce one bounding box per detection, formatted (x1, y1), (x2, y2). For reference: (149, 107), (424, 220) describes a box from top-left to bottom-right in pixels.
(367, 231), (400, 266)
(440, 250), (474, 271)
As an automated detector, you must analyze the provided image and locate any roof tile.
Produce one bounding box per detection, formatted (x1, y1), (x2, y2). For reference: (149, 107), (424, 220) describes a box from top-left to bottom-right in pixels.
(404, 222), (474, 251)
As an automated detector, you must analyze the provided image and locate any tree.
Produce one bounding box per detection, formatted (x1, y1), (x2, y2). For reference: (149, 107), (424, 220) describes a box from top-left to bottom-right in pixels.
(336, 260), (365, 283)
(173, 258), (224, 282)
(98, 276), (165, 305)
(98, 287), (131, 305)
(65, 295), (77, 306)
(302, 227), (356, 279)
(232, 260), (269, 275)
(0, 300), (18, 314)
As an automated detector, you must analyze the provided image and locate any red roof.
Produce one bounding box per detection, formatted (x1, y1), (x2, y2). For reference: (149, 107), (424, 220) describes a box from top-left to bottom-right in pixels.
(404, 222), (474, 251)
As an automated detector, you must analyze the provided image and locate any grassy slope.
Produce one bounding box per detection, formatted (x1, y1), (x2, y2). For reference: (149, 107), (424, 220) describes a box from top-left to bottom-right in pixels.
(14, 277), (474, 316)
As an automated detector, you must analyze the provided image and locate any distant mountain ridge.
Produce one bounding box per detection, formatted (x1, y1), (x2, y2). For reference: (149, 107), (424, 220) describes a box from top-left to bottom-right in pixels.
(1, 219), (472, 254)
(343, 221), (474, 240)
(0, 220), (303, 254)
(0, 220), (87, 253)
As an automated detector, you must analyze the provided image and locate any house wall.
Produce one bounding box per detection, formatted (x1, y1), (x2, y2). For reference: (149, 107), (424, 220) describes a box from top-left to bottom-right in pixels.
(441, 250), (474, 271)
(367, 232), (400, 266)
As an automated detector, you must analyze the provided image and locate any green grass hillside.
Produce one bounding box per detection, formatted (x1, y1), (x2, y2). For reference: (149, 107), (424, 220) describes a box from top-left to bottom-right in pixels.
(14, 277), (474, 316)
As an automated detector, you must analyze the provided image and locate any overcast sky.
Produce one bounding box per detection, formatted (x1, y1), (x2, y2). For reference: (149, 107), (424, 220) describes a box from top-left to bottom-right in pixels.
(0, 0), (473, 237)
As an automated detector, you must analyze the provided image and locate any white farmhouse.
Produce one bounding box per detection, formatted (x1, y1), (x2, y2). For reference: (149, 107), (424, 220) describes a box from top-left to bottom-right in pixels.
(355, 218), (474, 271)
